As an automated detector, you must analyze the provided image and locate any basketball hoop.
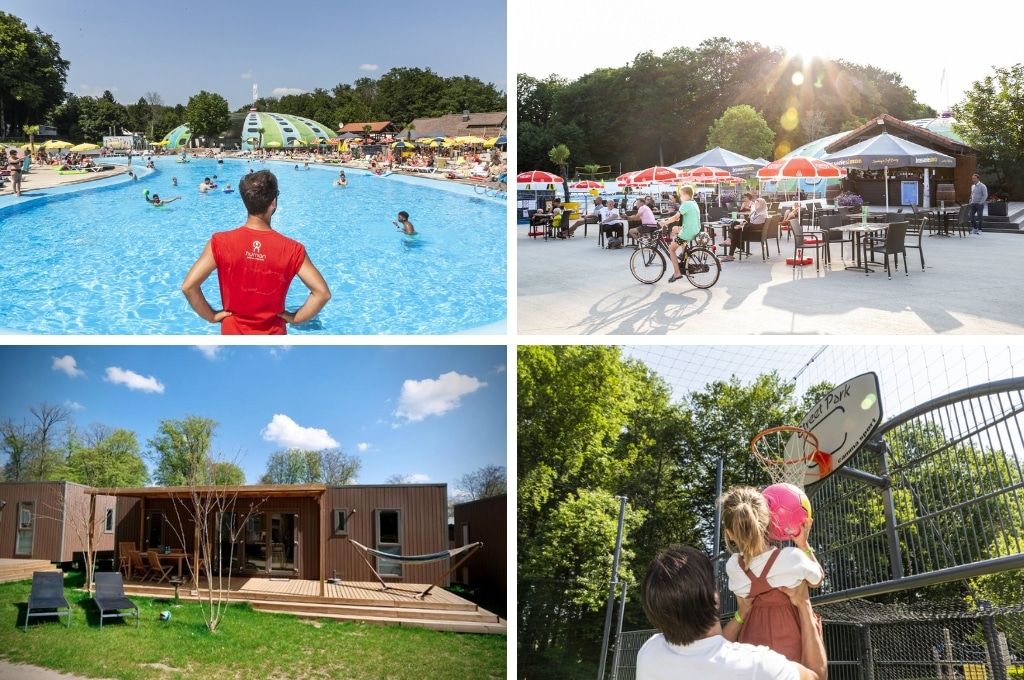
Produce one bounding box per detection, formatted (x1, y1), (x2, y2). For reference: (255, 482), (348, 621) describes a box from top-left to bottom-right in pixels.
(751, 426), (833, 489)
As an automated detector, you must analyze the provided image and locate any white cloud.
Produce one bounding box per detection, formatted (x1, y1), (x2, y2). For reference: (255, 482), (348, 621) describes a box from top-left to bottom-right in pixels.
(104, 367), (165, 393)
(268, 346), (292, 359)
(271, 87), (305, 97)
(65, 400), (84, 411)
(52, 355), (85, 378)
(359, 64), (379, 71)
(241, 71), (253, 79)
(357, 442), (370, 452)
(261, 414), (338, 449)
(394, 371), (486, 424)
(395, 473), (431, 484)
(194, 346), (224, 360)
(495, 364), (507, 374)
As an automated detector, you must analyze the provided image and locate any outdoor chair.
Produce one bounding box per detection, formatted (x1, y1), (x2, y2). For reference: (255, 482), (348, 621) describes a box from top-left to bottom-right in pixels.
(146, 550), (172, 584)
(128, 550), (151, 582)
(790, 219), (825, 272)
(756, 214), (782, 260)
(118, 542), (135, 580)
(904, 217), (926, 271)
(818, 214), (848, 265)
(23, 571), (70, 631)
(93, 572), (139, 630)
(953, 204), (970, 237)
(866, 221), (909, 278)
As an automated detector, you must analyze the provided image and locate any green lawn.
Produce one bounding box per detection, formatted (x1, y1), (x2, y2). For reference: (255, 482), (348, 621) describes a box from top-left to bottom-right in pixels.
(0, 573), (506, 679)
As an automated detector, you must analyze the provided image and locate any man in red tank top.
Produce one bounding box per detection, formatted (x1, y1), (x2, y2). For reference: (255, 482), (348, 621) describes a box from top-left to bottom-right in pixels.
(181, 170), (331, 334)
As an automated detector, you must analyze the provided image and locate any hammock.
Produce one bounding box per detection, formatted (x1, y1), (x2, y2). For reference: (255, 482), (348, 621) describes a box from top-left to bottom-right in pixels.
(348, 539), (483, 599)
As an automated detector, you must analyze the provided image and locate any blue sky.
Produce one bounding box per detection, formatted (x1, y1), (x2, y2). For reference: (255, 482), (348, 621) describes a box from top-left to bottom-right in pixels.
(0, 345), (507, 491)
(5, 0), (507, 111)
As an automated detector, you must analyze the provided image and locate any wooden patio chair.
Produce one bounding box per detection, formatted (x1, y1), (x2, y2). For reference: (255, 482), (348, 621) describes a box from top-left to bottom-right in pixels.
(146, 550), (172, 584)
(23, 571), (70, 631)
(117, 542), (135, 580)
(93, 572), (138, 630)
(128, 550), (151, 582)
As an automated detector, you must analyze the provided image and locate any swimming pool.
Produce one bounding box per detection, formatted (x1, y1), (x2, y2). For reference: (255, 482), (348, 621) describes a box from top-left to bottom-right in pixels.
(0, 158), (506, 334)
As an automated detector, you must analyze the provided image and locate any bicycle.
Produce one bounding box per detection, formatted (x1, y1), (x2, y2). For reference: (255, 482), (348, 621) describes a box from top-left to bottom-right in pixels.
(629, 226), (721, 289)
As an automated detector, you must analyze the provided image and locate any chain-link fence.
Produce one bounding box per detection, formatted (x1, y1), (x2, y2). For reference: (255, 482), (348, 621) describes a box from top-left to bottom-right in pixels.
(613, 599), (1024, 680)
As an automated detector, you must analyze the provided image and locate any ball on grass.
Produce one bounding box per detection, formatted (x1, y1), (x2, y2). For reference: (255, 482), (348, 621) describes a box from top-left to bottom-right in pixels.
(763, 482), (812, 542)
(159, 610), (171, 621)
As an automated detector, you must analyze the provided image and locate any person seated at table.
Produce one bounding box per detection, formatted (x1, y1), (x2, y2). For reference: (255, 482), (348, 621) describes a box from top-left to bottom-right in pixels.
(598, 200), (626, 244)
(562, 197), (605, 237)
(721, 197), (767, 261)
(628, 196), (659, 241)
(740, 192), (754, 212)
(781, 201), (801, 225)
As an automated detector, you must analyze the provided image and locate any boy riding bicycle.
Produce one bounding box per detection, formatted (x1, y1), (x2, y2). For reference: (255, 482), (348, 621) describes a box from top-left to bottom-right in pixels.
(657, 186), (702, 282)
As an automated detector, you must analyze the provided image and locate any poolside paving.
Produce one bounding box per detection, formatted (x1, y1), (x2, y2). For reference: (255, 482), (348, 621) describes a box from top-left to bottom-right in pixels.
(518, 212), (1024, 336)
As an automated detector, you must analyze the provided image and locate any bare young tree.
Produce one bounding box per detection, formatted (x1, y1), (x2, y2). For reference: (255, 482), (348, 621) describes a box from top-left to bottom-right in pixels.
(166, 480), (265, 632)
(0, 418), (33, 481)
(42, 486), (115, 596)
(28, 402), (71, 480)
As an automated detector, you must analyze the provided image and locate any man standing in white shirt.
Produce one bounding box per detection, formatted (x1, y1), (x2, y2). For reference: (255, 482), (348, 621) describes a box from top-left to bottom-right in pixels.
(636, 545), (827, 680)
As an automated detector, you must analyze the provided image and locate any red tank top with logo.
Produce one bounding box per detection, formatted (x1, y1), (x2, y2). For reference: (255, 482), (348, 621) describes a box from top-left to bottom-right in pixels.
(210, 226), (306, 334)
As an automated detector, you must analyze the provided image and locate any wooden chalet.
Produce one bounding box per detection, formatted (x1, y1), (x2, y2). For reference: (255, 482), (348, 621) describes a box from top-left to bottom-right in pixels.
(0, 481), (116, 565)
(824, 114), (978, 205)
(89, 483), (505, 633)
(453, 494), (506, 605)
(402, 111), (506, 140)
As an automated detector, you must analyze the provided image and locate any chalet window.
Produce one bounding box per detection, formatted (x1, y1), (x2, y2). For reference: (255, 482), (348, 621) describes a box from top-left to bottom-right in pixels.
(375, 509), (402, 577)
(333, 508), (348, 535)
(104, 508), (114, 533)
(15, 501), (34, 556)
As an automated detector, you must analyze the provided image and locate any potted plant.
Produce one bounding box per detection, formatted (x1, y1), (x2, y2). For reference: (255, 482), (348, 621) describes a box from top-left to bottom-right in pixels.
(837, 191), (864, 210)
(988, 190), (1009, 217)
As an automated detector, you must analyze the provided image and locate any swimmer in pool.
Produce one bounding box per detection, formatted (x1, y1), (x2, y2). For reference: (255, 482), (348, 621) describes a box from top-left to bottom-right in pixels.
(223, 183), (234, 192)
(333, 171), (347, 187)
(393, 211), (418, 235)
(172, 177), (178, 187)
(146, 192), (182, 206)
(199, 177), (215, 193)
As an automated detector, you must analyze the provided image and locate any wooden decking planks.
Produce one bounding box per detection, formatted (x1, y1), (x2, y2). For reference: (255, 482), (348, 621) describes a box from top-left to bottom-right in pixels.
(0, 559), (58, 584)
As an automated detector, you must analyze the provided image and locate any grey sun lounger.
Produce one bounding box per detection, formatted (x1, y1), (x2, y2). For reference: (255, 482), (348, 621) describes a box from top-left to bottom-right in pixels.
(23, 571), (71, 632)
(93, 572), (139, 630)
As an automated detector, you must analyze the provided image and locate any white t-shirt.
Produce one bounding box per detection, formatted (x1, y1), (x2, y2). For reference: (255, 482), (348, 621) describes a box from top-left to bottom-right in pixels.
(636, 633), (799, 680)
(725, 548), (823, 598)
(603, 206), (624, 227)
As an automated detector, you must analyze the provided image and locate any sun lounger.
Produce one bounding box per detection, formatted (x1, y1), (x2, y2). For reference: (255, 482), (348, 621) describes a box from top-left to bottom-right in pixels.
(23, 571), (71, 631)
(93, 572), (139, 630)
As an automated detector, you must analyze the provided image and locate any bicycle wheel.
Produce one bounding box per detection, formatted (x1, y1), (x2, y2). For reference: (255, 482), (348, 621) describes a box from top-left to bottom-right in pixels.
(630, 246), (666, 284)
(683, 246), (721, 289)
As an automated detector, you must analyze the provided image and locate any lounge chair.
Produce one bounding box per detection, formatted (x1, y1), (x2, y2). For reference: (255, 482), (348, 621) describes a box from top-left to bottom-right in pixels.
(93, 572), (139, 630)
(23, 571), (71, 631)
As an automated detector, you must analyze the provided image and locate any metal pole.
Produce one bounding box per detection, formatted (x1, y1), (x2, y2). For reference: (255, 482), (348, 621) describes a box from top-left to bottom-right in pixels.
(609, 582), (629, 680)
(980, 600), (1010, 680)
(713, 457), (724, 576)
(597, 495), (628, 680)
(874, 441), (904, 580)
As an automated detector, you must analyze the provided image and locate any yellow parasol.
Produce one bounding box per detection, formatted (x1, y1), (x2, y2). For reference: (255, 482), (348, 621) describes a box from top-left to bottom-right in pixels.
(44, 139), (74, 149)
(70, 142), (101, 152)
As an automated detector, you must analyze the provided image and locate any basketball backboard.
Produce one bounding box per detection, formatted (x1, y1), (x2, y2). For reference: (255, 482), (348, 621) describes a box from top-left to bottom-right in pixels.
(793, 371), (883, 487)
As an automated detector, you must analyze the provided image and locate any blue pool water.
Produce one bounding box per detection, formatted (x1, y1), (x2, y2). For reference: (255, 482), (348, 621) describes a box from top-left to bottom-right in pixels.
(0, 158), (505, 334)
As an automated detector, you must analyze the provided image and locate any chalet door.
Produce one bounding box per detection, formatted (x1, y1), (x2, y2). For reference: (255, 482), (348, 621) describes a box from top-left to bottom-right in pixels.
(242, 512), (266, 572)
(269, 512), (298, 574)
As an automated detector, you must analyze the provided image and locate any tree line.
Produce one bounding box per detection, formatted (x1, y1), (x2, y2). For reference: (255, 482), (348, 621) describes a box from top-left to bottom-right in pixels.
(1, 11), (506, 143)
(518, 346), (1024, 679)
(0, 405), (359, 488)
(518, 37), (936, 175)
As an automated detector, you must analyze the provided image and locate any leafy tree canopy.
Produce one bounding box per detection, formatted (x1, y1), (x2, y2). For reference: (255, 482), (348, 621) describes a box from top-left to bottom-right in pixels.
(148, 415), (217, 486)
(0, 11), (69, 131)
(707, 105), (775, 160)
(952, 63), (1024, 197)
(67, 425), (148, 488)
(184, 90), (230, 139)
(259, 448), (360, 485)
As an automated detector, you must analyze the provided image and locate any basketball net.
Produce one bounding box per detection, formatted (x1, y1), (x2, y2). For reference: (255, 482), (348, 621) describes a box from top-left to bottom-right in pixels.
(751, 426), (832, 490)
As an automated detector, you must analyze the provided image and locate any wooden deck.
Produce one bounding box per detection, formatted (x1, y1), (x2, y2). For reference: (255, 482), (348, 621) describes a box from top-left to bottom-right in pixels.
(0, 558), (59, 584)
(120, 575), (506, 634)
